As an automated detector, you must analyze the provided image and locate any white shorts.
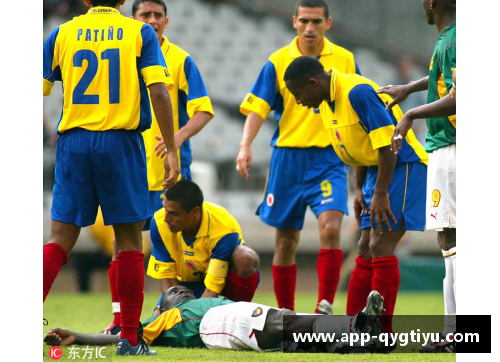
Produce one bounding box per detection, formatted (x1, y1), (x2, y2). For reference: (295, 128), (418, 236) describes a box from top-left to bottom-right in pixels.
(199, 302), (277, 351)
(426, 144), (456, 230)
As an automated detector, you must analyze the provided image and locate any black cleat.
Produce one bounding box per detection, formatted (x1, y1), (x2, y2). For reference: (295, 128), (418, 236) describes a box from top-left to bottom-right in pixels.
(419, 332), (456, 353)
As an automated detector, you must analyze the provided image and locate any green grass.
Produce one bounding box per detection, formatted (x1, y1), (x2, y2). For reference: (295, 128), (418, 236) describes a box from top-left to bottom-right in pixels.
(43, 291), (455, 361)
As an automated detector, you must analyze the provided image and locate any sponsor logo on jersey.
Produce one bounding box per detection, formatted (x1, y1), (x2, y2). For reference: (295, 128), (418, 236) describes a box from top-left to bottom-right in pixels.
(267, 193), (274, 207)
(321, 198), (334, 205)
(186, 260), (196, 270)
(430, 213), (438, 220)
(335, 130), (341, 141)
(246, 95), (254, 104)
(332, 119), (337, 125)
(184, 251), (194, 256)
(252, 307), (263, 317)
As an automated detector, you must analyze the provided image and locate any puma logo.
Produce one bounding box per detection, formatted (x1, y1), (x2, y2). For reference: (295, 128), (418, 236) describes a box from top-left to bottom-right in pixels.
(431, 213), (437, 219)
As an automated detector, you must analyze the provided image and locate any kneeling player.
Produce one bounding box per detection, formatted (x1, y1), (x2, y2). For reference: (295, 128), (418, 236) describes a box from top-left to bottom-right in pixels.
(45, 286), (386, 353)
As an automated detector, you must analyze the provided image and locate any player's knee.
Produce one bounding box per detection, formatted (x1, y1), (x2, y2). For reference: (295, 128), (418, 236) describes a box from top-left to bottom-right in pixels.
(357, 234), (371, 259)
(230, 246), (260, 277)
(319, 221), (341, 247)
(368, 238), (388, 259)
(275, 231), (299, 254)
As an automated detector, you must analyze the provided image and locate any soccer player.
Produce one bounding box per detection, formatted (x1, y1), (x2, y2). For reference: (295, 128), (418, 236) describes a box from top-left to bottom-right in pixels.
(377, 0), (456, 353)
(284, 56), (428, 340)
(100, 0), (214, 335)
(44, 286), (386, 353)
(147, 180), (260, 308)
(43, 0), (179, 355)
(236, 0), (361, 314)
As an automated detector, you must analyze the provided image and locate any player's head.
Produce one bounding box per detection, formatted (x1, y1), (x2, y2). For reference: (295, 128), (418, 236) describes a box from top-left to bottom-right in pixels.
(132, 0), (168, 42)
(160, 286), (196, 311)
(293, 0), (332, 49)
(284, 56), (330, 109)
(422, 0), (456, 25)
(86, 0), (125, 8)
(163, 180), (204, 234)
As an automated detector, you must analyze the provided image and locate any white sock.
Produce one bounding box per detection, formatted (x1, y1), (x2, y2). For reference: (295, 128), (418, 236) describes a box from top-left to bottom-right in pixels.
(112, 302), (121, 314)
(442, 248), (456, 335)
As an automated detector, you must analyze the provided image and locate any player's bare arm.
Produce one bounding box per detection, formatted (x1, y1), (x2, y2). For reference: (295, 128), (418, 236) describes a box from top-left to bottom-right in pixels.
(377, 76), (430, 110)
(200, 288), (219, 298)
(154, 111), (213, 158)
(236, 112), (265, 179)
(353, 166), (369, 227)
(391, 94), (456, 154)
(161, 277), (179, 296)
(450, 68), (456, 99)
(148, 82), (180, 188)
(370, 146), (398, 233)
(45, 327), (119, 347)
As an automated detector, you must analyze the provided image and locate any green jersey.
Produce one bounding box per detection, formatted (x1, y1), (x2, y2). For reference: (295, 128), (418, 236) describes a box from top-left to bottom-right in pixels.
(426, 22), (456, 153)
(142, 297), (234, 348)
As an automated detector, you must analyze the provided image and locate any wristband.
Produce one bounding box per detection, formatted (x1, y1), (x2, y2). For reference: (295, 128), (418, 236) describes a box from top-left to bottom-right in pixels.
(452, 82), (456, 90)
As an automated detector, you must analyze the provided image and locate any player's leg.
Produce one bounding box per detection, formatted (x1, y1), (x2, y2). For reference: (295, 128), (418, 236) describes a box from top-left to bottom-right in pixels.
(273, 227), (300, 310)
(346, 229), (372, 315)
(225, 245), (260, 302)
(258, 148), (307, 311)
(440, 229), (456, 337)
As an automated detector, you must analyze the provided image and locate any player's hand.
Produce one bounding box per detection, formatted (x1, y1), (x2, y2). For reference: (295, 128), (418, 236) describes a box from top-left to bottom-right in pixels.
(376, 84), (409, 110)
(391, 114), (414, 154)
(353, 188), (369, 227)
(450, 69), (456, 100)
(163, 152), (180, 189)
(153, 305), (161, 317)
(236, 144), (252, 179)
(370, 191), (397, 234)
(154, 135), (182, 159)
(44, 328), (76, 346)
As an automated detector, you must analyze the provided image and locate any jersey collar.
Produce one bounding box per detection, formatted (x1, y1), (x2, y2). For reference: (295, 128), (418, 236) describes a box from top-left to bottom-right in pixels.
(161, 36), (170, 53)
(289, 36), (335, 58)
(327, 68), (338, 102)
(88, 7), (120, 15)
(195, 204), (211, 238)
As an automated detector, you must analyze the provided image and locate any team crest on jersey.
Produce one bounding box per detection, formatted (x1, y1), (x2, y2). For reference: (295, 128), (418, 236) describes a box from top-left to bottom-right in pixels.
(185, 260), (196, 270)
(164, 68), (171, 77)
(252, 307), (263, 317)
(154, 263), (160, 272)
(184, 251), (194, 256)
(267, 193), (274, 207)
(335, 130), (341, 141)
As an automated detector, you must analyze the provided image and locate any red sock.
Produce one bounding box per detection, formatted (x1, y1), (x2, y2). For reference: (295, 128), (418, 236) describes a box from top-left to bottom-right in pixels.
(316, 249), (343, 313)
(117, 251), (144, 346)
(224, 270), (259, 302)
(346, 256), (373, 315)
(272, 264), (296, 310)
(372, 255), (400, 334)
(108, 260), (120, 325)
(43, 243), (68, 303)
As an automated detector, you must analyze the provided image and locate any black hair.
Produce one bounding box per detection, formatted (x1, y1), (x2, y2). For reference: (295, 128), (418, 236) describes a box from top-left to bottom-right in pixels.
(164, 180), (203, 212)
(89, 0), (122, 7)
(294, 0), (329, 19)
(284, 56), (326, 85)
(132, 0), (167, 16)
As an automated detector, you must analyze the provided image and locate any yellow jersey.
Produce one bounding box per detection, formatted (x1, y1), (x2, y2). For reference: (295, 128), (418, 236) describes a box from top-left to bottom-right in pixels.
(43, 7), (174, 133)
(240, 37), (359, 148)
(147, 202), (245, 294)
(319, 69), (428, 167)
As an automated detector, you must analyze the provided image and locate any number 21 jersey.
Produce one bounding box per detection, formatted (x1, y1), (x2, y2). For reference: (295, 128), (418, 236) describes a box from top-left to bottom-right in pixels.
(43, 7), (174, 134)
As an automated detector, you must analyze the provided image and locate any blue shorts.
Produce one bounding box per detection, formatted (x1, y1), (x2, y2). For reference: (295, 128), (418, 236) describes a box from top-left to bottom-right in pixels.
(51, 128), (152, 227)
(143, 169), (192, 231)
(257, 147), (349, 231)
(360, 162), (427, 231)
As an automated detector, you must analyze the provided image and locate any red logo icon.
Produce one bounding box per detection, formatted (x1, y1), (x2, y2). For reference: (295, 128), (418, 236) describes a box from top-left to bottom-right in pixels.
(431, 213), (437, 220)
(49, 346), (62, 360)
(267, 194), (274, 207)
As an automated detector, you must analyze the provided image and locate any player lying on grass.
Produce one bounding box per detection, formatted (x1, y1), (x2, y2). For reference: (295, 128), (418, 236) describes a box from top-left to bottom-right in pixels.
(45, 286), (386, 353)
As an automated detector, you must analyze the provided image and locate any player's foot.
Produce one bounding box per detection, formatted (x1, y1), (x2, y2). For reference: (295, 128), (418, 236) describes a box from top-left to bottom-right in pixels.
(354, 291), (389, 353)
(317, 299), (333, 315)
(419, 332), (456, 353)
(100, 323), (121, 336)
(116, 338), (157, 355)
(361, 290), (385, 316)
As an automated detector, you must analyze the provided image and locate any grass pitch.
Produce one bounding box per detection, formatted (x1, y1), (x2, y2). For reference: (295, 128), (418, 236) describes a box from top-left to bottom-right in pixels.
(43, 291), (455, 361)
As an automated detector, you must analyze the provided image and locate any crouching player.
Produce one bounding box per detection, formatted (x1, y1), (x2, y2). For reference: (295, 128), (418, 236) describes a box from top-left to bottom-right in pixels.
(284, 57), (428, 341)
(45, 286), (385, 353)
(148, 180), (260, 311)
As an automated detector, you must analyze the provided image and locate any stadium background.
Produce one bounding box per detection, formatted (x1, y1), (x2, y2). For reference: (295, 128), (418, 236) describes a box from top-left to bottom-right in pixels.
(43, 0), (443, 297)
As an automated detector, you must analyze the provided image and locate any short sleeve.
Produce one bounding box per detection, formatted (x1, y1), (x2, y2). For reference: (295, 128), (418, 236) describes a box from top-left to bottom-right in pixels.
(441, 43), (456, 92)
(239, 60), (277, 119)
(43, 27), (61, 96)
(147, 217), (178, 279)
(349, 84), (395, 150)
(138, 24), (174, 89)
(182, 56), (214, 119)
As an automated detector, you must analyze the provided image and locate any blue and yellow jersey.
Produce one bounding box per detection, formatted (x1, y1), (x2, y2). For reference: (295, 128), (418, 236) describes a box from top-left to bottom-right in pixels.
(319, 69), (428, 167)
(147, 203), (245, 294)
(142, 297), (233, 347)
(43, 7), (174, 134)
(143, 36), (214, 190)
(240, 37), (360, 148)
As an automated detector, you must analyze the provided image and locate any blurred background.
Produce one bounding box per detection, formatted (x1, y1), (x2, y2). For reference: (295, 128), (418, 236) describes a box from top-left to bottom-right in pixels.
(43, 0), (443, 295)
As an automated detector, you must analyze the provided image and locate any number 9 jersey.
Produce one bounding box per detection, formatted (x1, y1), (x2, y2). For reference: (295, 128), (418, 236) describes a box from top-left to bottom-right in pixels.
(43, 7), (174, 134)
